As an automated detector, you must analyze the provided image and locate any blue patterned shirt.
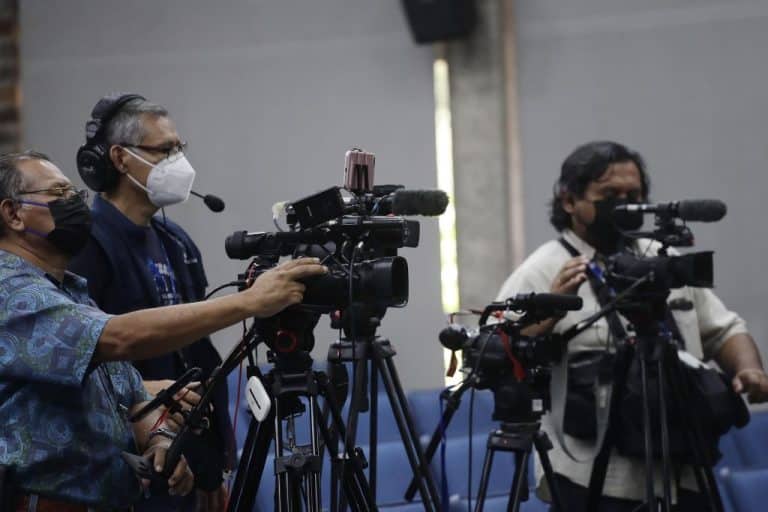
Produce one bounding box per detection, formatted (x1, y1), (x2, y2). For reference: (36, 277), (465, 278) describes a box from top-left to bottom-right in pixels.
(0, 250), (152, 509)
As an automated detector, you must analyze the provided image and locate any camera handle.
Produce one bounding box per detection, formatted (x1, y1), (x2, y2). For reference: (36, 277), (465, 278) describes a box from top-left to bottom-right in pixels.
(122, 322), (262, 494)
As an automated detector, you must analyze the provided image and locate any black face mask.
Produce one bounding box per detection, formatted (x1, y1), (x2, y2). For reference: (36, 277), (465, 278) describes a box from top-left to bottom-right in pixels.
(587, 198), (643, 255)
(23, 193), (93, 256)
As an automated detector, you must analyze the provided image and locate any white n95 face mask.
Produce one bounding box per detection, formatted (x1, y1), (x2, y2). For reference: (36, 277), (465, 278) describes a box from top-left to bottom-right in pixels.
(123, 147), (196, 208)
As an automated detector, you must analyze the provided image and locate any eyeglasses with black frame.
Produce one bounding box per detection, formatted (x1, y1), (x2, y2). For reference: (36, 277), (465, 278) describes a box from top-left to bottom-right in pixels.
(18, 186), (89, 201)
(126, 141), (188, 161)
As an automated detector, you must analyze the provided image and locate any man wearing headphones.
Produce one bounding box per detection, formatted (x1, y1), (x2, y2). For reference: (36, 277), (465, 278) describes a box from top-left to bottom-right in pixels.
(0, 150), (325, 511)
(68, 93), (232, 511)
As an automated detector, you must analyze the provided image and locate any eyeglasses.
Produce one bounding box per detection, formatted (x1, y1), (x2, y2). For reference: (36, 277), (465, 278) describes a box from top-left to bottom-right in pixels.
(18, 187), (89, 201)
(126, 141), (188, 161)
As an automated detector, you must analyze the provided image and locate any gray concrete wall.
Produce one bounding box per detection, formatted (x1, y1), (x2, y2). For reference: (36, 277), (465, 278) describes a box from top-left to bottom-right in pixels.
(446, 0), (513, 312)
(19, 0), (446, 389)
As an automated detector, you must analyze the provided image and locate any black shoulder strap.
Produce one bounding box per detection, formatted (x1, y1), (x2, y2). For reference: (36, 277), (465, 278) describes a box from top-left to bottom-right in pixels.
(558, 237), (627, 342)
(558, 237), (625, 505)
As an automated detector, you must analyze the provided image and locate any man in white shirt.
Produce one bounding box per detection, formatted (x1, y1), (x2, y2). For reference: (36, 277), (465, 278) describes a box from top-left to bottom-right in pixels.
(497, 140), (768, 511)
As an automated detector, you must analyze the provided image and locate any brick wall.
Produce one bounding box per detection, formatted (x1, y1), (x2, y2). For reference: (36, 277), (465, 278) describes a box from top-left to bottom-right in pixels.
(0, 0), (19, 154)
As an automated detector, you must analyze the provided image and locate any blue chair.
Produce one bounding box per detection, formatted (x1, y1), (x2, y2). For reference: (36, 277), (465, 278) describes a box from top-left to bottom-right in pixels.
(341, 392), (404, 445)
(716, 466), (736, 512)
(730, 410), (768, 468)
(408, 388), (496, 445)
(449, 495), (549, 511)
(722, 467), (768, 512)
(718, 430), (745, 470)
(368, 440), (430, 508)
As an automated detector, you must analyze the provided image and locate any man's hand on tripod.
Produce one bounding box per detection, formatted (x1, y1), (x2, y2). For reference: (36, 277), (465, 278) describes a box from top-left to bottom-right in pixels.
(195, 483), (228, 512)
(142, 438), (195, 496)
(732, 368), (768, 403)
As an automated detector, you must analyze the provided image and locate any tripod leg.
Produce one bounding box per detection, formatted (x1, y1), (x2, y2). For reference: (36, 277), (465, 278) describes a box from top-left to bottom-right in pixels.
(534, 432), (565, 512)
(307, 396), (322, 512)
(273, 401), (290, 512)
(317, 374), (378, 511)
(339, 356), (368, 511)
(639, 357), (657, 509)
(655, 359), (673, 512)
(227, 411), (275, 512)
(474, 447), (495, 512)
(505, 451), (529, 512)
(406, 381), (473, 501)
(376, 347), (441, 511)
(370, 358), (379, 504)
(664, 351), (724, 512)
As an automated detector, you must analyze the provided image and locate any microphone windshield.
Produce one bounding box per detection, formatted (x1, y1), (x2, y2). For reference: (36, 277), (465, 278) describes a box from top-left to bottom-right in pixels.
(203, 194), (225, 212)
(191, 190), (225, 212)
(506, 292), (583, 312)
(677, 199), (726, 222)
(391, 189), (449, 216)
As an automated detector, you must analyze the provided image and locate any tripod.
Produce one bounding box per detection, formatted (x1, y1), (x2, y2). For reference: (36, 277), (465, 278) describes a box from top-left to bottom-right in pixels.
(123, 317), (376, 511)
(326, 305), (442, 511)
(407, 376), (565, 512)
(585, 295), (725, 512)
(475, 421), (562, 512)
(228, 350), (378, 512)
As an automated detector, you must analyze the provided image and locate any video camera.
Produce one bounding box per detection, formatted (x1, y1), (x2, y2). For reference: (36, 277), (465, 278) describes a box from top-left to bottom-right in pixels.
(606, 199), (727, 291)
(439, 293), (582, 422)
(225, 148), (448, 354)
(606, 198), (726, 315)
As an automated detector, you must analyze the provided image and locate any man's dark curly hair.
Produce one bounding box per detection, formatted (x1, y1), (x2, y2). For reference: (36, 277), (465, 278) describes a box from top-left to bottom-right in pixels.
(550, 141), (651, 231)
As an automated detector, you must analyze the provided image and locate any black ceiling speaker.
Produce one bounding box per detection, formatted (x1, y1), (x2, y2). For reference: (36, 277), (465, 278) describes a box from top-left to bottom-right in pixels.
(401, 0), (477, 44)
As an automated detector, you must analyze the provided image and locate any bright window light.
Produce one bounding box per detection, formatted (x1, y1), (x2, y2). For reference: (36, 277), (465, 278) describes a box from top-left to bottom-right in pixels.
(434, 56), (462, 386)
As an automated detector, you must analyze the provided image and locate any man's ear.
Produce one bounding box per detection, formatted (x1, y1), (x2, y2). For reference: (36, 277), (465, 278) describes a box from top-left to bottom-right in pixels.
(0, 199), (24, 233)
(108, 145), (128, 175)
(561, 191), (577, 215)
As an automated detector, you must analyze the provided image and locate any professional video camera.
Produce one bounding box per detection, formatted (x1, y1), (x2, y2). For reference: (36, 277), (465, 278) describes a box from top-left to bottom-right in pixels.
(224, 149), (448, 356)
(226, 149), (446, 307)
(439, 293), (582, 422)
(605, 198), (726, 318)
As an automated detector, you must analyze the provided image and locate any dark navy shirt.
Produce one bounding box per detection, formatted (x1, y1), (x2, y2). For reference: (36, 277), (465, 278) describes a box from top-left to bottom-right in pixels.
(0, 250), (151, 508)
(144, 227), (181, 307)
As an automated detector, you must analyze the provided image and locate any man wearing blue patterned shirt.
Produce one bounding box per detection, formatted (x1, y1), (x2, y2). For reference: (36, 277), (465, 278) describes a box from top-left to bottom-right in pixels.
(0, 152), (327, 511)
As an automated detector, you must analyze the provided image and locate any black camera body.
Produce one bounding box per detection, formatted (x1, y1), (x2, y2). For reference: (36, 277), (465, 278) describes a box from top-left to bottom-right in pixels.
(462, 329), (561, 423)
(440, 293), (581, 423)
(606, 200), (722, 327)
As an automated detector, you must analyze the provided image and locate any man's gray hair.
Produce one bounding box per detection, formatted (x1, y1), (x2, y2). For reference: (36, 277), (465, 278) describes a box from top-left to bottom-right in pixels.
(104, 98), (168, 146)
(0, 151), (52, 235)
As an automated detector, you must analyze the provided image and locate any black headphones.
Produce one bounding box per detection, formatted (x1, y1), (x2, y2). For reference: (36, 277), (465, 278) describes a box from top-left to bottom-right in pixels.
(76, 93), (146, 192)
